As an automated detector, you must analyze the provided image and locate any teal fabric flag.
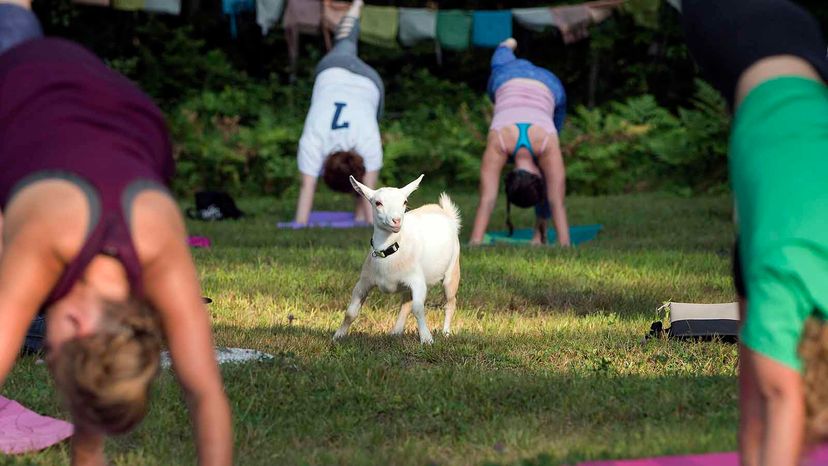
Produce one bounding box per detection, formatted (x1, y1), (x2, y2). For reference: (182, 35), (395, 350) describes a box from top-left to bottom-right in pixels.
(145, 0), (180, 14)
(436, 10), (472, 51)
(512, 7), (554, 32)
(223, 0), (255, 38)
(472, 10), (513, 48)
(398, 8), (437, 47)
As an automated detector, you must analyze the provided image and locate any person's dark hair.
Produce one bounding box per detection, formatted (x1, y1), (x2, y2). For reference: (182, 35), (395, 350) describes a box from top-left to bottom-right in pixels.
(504, 169), (545, 236)
(323, 151), (365, 194)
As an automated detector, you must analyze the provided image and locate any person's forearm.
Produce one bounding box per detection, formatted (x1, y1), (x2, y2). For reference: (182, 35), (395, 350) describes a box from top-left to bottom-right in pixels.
(190, 389), (233, 466)
(738, 340), (763, 466)
(71, 429), (106, 466)
(294, 176), (316, 224)
(761, 392), (804, 466)
(469, 197), (496, 244)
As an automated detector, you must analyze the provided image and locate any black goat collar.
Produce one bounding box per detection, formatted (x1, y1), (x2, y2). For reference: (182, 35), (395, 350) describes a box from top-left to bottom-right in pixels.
(370, 239), (400, 258)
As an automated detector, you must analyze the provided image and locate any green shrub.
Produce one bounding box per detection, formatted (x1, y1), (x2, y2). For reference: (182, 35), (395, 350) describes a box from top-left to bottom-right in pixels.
(562, 79), (729, 195)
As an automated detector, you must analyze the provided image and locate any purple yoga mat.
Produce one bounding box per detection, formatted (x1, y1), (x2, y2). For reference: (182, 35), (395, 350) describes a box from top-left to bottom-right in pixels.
(0, 396), (73, 454)
(577, 445), (828, 466)
(277, 211), (370, 229)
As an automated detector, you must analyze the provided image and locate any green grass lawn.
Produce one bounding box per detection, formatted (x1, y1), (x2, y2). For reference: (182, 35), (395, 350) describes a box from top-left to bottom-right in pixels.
(2, 189), (740, 466)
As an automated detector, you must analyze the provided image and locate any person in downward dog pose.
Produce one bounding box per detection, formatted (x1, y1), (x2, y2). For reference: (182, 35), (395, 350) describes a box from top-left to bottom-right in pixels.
(294, 0), (384, 225)
(0, 2), (232, 465)
(682, 0), (828, 464)
(469, 38), (570, 246)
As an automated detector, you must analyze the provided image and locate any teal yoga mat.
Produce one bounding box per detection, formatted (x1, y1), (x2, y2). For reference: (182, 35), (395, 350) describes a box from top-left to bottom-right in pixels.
(483, 224), (603, 246)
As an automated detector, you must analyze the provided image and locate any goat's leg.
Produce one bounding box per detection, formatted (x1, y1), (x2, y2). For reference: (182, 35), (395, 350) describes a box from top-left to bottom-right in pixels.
(333, 277), (373, 340)
(409, 278), (433, 344)
(442, 253), (460, 336)
(391, 290), (412, 336)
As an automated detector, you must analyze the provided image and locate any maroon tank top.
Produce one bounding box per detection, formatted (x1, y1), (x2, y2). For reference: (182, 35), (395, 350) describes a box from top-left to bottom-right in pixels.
(0, 38), (175, 305)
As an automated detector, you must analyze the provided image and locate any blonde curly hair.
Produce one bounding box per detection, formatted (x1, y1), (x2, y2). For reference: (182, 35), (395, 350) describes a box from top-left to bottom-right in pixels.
(800, 318), (828, 445)
(51, 298), (162, 434)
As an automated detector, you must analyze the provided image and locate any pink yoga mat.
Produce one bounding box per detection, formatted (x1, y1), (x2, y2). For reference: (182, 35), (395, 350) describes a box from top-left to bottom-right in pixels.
(187, 236), (211, 248)
(0, 396), (73, 454)
(577, 445), (828, 466)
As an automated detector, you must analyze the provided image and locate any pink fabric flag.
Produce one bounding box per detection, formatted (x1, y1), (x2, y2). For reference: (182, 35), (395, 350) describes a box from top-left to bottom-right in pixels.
(0, 396), (73, 454)
(577, 444), (828, 466)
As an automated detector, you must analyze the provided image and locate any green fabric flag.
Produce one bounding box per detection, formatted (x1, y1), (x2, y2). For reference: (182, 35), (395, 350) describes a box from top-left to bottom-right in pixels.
(436, 10), (472, 51)
(113, 0), (144, 10)
(361, 5), (399, 48)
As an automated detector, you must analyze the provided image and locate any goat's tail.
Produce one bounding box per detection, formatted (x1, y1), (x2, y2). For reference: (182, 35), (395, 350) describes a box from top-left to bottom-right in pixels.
(438, 193), (461, 232)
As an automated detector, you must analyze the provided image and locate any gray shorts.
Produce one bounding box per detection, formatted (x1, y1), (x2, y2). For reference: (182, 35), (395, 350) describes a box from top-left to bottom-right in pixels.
(314, 19), (385, 119)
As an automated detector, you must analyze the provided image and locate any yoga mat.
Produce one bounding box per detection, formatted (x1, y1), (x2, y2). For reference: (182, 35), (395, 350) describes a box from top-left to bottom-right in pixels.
(188, 236), (211, 248)
(0, 396), (73, 454)
(483, 224), (602, 246)
(161, 347), (274, 369)
(577, 445), (828, 466)
(277, 211), (370, 229)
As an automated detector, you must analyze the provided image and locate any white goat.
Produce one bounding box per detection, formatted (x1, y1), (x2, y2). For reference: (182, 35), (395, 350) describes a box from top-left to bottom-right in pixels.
(333, 174), (461, 344)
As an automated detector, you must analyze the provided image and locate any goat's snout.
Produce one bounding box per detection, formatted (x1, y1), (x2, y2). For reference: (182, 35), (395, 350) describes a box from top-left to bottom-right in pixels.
(391, 217), (401, 226)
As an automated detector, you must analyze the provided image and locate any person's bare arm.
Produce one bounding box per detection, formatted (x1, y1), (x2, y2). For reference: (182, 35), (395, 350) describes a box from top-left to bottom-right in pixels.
(469, 134), (507, 245)
(294, 174), (318, 225)
(538, 135), (570, 247)
(355, 170), (378, 223)
(748, 349), (805, 466)
(0, 225), (60, 387)
(738, 299), (762, 466)
(133, 192), (232, 466)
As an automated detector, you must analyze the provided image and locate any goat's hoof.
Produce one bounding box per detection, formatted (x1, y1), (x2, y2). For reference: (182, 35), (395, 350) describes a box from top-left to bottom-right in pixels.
(389, 330), (404, 337)
(419, 334), (434, 345)
(332, 329), (348, 341)
(442, 330), (451, 337)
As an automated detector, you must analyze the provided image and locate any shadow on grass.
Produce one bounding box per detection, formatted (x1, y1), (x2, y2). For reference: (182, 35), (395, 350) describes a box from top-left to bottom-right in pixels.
(205, 324), (737, 465)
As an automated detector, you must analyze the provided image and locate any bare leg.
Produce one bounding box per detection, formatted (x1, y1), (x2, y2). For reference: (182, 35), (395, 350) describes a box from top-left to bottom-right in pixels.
(391, 291), (412, 336)
(333, 277), (373, 340)
(0, 1), (32, 8)
(441, 253), (460, 335)
(409, 279), (433, 344)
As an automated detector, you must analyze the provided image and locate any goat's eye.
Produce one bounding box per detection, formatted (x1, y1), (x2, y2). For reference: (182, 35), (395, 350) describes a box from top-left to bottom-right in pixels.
(375, 201), (383, 207)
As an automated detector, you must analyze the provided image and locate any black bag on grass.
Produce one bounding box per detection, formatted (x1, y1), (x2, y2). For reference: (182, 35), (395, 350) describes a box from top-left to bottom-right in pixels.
(186, 191), (245, 221)
(649, 302), (739, 343)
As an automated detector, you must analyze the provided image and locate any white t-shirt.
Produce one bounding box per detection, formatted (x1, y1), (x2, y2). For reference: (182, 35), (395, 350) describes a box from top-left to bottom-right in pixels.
(297, 68), (383, 177)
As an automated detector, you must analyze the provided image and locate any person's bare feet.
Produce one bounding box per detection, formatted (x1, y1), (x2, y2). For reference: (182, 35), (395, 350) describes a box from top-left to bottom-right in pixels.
(500, 38), (517, 50)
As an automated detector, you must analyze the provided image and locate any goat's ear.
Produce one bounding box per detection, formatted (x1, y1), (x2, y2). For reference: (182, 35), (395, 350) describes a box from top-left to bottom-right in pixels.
(401, 174), (424, 197)
(350, 176), (376, 200)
